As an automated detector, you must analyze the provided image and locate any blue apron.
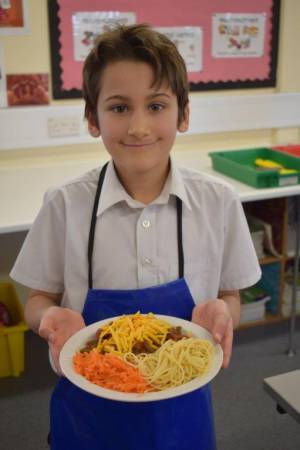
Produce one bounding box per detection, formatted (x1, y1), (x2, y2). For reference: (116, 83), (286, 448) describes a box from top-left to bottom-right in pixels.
(49, 163), (216, 450)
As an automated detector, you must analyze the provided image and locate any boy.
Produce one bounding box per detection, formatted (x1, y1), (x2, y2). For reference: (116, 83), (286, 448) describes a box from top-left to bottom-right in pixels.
(11, 24), (261, 450)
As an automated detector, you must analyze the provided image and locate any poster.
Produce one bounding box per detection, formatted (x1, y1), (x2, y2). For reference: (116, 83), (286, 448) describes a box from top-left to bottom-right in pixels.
(212, 13), (266, 58)
(155, 27), (203, 72)
(6, 74), (49, 106)
(0, 0), (29, 35)
(0, 41), (7, 107)
(72, 11), (136, 61)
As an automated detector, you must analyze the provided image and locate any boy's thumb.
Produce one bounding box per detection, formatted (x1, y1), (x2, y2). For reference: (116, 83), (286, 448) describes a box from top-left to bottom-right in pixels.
(39, 326), (54, 342)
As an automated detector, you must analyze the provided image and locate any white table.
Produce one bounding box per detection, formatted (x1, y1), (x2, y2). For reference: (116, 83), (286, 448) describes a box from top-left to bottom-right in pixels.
(263, 369), (300, 424)
(2, 150), (300, 233)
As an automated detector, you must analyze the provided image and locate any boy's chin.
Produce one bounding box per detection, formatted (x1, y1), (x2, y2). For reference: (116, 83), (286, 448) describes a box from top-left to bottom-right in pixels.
(122, 157), (169, 174)
(112, 151), (169, 170)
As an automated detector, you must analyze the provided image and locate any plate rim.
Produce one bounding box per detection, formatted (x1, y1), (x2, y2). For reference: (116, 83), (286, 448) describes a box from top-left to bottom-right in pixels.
(59, 314), (223, 402)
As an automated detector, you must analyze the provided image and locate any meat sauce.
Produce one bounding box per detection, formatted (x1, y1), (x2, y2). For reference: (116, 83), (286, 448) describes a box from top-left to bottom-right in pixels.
(81, 326), (187, 354)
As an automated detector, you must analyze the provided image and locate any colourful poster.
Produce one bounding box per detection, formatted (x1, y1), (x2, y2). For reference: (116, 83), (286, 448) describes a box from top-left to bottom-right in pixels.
(212, 13), (266, 58)
(6, 74), (49, 106)
(155, 27), (203, 72)
(72, 11), (136, 61)
(0, 0), (29, 35)
(0, 42), (7, 107)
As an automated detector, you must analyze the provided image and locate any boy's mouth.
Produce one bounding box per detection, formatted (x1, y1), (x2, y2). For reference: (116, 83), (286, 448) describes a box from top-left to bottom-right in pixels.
(121, 141), (157, 148)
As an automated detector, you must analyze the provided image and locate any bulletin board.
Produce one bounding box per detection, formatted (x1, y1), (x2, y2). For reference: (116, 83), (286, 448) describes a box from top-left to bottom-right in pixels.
(48, 0), (281, 99)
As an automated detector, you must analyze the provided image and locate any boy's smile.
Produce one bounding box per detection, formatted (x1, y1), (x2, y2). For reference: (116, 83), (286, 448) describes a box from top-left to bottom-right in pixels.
(89, 60), (189, 200)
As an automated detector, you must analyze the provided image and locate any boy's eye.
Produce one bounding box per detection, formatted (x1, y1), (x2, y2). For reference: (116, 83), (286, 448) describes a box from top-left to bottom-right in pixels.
(149, 103), (164, 112)
(111, 105), (128, 113)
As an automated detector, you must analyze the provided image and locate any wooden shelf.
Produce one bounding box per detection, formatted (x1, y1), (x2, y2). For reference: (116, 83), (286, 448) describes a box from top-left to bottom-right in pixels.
(238, 312), (300, 330)
(240, 197), (293, 329)
(238, 314), (281, 330)
(259, 255), (282, 265)
(284, 254), (300, 262)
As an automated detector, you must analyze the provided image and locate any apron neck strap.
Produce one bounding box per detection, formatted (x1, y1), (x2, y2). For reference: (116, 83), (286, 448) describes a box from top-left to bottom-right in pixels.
(88, 162), (109, 289)
(176, 196), (184, 279)
(88, 162), (184, 289)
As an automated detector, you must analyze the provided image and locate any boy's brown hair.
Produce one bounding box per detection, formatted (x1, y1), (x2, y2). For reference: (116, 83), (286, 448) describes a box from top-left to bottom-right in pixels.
(82, 23), (189, 128)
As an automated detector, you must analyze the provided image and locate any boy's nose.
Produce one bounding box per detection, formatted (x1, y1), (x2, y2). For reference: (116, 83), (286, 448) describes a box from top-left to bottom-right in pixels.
(128, 111), (150, 138)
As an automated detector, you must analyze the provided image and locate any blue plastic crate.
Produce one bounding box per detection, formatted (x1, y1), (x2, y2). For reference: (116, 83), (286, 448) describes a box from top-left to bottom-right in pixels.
(258, 263), (280, 314)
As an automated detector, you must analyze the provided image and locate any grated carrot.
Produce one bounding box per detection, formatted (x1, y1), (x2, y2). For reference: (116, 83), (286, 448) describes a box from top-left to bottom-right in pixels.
(73, 349), (148, 393)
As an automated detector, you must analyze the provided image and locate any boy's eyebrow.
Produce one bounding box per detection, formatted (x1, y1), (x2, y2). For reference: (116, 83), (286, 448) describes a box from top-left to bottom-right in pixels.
(104, 92), (172, 103)
(104, 95), (128, 103)
(148, 92), (172, 100)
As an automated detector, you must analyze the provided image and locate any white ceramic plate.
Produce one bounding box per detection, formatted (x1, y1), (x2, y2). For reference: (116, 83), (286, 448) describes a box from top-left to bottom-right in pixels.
(59, 315), (223, 402)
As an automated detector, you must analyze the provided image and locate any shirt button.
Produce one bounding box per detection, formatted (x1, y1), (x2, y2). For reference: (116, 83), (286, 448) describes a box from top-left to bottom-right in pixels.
(142, 220), (151, 228)
(143, 258), (153, 266)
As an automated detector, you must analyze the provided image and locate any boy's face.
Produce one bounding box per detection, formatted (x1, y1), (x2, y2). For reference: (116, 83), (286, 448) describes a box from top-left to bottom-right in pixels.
(88, 60), (189, 177)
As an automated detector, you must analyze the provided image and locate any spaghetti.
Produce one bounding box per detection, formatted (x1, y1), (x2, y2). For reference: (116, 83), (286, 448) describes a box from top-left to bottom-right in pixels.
(124, 338), (214, 391)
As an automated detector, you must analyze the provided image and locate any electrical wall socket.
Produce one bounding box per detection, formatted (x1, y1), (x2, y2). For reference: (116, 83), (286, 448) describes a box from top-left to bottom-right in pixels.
(48, 116), (81, 138)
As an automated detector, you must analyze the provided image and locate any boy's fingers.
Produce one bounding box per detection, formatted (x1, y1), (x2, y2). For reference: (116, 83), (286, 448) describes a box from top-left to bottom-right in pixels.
(38, 326), (53, 341)
(221, 323), (233, 368)
(49, 343), (63, 375)
(48, 332), (56, 344)
(211, 313), (233, 368)
(39, 314), (56, 338)
(212, 312), (229, 343)
(39, 319), (57, 343)
(191, 304), (205, 326)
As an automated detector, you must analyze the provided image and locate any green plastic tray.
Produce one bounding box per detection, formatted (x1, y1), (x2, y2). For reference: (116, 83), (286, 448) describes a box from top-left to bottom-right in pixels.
(209, 147), (300, 188)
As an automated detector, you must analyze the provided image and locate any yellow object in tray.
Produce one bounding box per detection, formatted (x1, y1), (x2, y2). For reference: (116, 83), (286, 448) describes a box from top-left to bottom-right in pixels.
(255, 158), (297, 175)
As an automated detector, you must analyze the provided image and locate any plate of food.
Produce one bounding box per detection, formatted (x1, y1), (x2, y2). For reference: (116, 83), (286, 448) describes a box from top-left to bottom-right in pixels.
(59, 312), (223, 402)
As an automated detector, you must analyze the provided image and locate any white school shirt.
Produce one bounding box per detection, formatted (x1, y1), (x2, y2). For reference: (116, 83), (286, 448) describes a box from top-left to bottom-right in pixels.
(10, 159), (261, 312)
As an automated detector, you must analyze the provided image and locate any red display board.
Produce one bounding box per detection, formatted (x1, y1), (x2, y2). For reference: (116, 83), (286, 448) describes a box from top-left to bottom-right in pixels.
(48, 0), (280, 99)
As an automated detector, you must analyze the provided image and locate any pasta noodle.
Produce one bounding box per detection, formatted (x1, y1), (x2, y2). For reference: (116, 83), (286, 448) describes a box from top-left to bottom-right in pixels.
(123, 338), (214, 391)
(96, 312), (172, 355)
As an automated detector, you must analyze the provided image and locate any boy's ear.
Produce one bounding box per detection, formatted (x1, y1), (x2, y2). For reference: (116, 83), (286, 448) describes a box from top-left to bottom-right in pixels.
(178, 104), (190, 133)
(87, 113), (101, 138)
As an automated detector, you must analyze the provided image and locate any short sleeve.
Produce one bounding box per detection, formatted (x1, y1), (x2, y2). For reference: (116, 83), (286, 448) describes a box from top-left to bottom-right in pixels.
(10, 188), (66, 293)
(219, 187), (261, 291)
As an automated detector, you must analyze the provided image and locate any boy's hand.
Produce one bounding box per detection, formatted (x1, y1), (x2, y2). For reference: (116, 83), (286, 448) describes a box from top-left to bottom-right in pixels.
(192, 299), (233, 368)
(38, 306), (85, 375)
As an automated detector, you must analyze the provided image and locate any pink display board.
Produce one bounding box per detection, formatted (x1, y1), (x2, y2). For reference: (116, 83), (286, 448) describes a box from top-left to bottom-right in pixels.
(48, 0), (280, 99)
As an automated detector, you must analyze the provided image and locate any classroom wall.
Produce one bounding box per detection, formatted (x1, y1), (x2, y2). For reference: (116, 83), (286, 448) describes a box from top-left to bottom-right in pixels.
(1, 0), (300, 159)
(2, 0), (300, 91)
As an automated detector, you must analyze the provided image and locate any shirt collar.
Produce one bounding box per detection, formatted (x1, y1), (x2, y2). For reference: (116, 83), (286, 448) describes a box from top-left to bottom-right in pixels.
(96, 158), (191, 217)
(156, 158), (192, 210)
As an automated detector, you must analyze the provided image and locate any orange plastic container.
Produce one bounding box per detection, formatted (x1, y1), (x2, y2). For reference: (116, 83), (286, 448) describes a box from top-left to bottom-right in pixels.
(0, 282), (28, 377)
